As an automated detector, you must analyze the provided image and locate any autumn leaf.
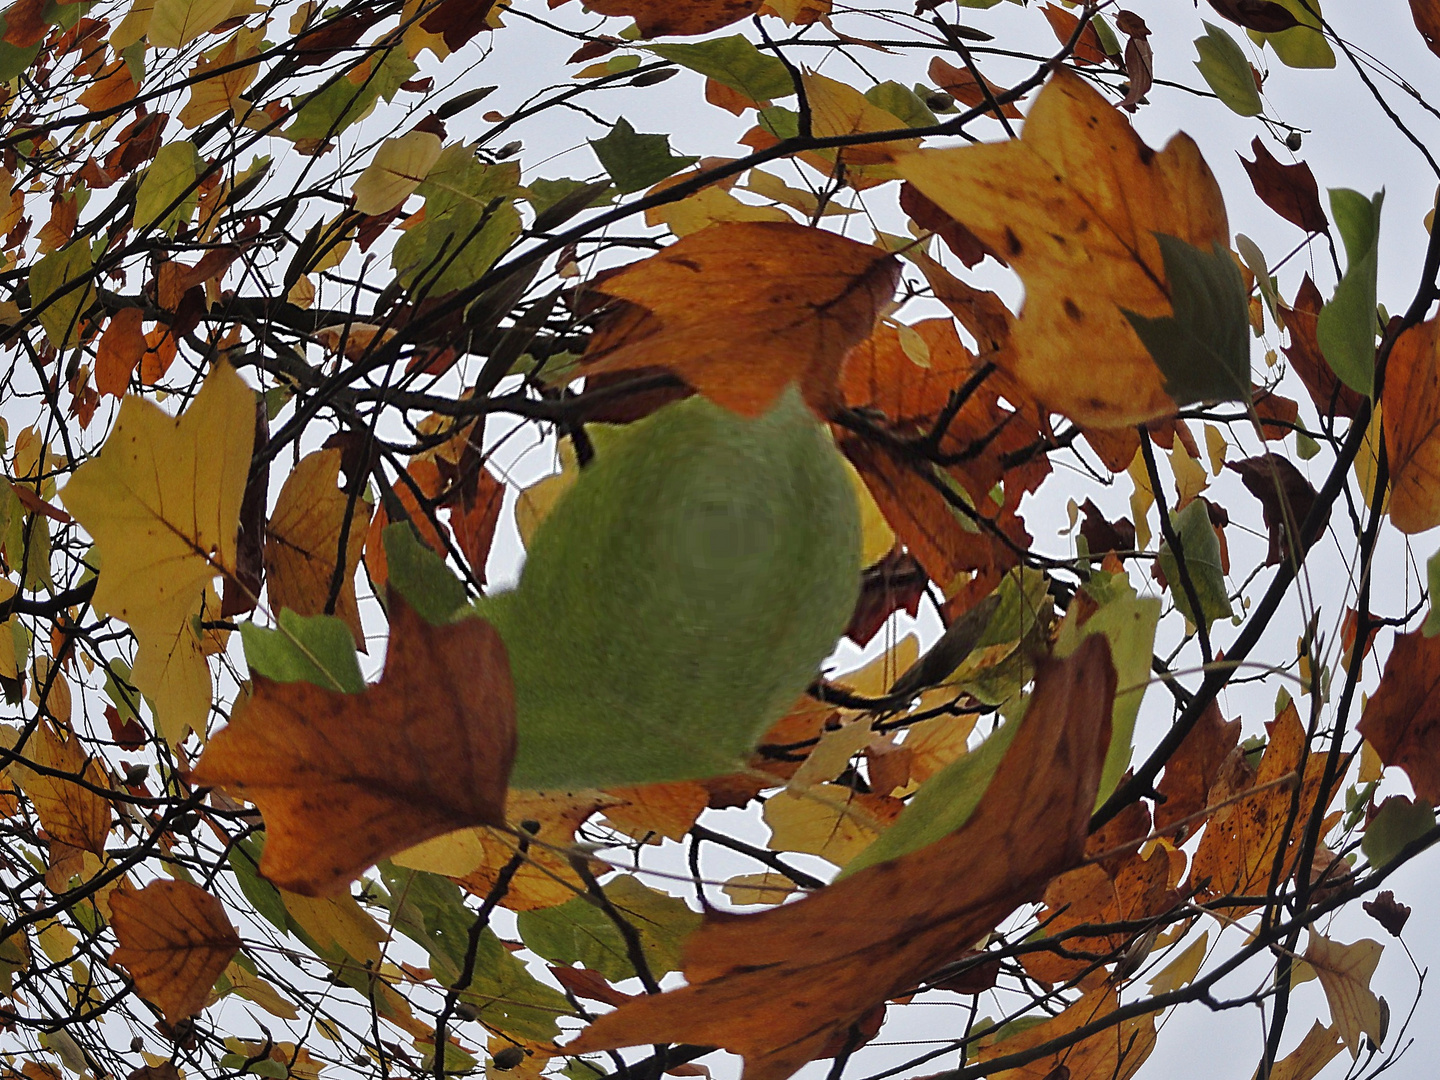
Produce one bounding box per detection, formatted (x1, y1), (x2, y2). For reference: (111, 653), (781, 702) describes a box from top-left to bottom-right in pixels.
(263, 448), (371, 646)
(1268, 1021), (1346, 1080)
(352, 131), (444, 216)
(1282, 275), (1365, 419)
(1414, 0), (1440, 56)
(975, 984), (1157, 1080)
(1381, 316), (1440, 533)
(109, 881), (242, 1024)
(1225, 454), (1324, 565)
(583, 0), (763, 38)
(191, 594), (516, 896)
(1, 722), (112, 856)
(1154, 700), (1241, 836)
(601, 781), (710, 843)
(569, 636), (1116, 1080)
(896, 71), (1231, 428)
(95, 309), (147, 399)
(1240, 137), (1329, 234)
(580, 221), (899, 419)
(1304, 933), (1384, 1057)
(1357, 628), (1440, 804)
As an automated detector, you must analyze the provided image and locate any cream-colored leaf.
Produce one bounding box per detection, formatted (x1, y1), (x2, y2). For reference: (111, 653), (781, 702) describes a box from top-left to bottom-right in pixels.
(1305, 932), (1384, 1057)
(352, 131), (444, 216)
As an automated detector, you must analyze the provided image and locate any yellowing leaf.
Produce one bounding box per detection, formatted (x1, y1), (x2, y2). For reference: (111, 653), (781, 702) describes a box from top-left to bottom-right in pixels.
(762, 784), (902, 867)
(1, 723), (112, 855)
(177, 26), (264, 127)
(352, 131), (444, 216)
(1269, 1022), (1346, 1080)
(1145, 930), (1208, 995)
(279, 887), (384, 965)
(1171, 440), (1208, 504)
(722, 872), (797, 906)
(896, 71), (1230, 428)
(219, 961), (299, 1020)
(1305, 933), (1384, 1057)
(645, 184), (790, 237)
(109, 881), (242, 1024)
(263, 449), (371, 646)
(149, 0), (233, 48)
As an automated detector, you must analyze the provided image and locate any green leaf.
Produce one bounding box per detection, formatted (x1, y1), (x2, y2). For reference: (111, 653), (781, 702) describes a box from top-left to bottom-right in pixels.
(1194, 22), (1263, 117)
(843, 716), (1020, 876)
(1158, 498), (1232, 630)
(1248, 0), (1335, 68)
(134, 140), (201, 235)
(647, 35), (793, 102)
(382, 522), (467, 624)
(516, 875), (701, 982)
(392, 145), (522, 295)
(1123, 234), (1251, 406)
(0, 40), (40, 82)
(104, 660), (141, 726)
(865, 81), (937, 128)
(285, 47), (418, 142)
(29, 241), (95, 348)
(1055, 594), (1160, 807)
(382, 865), (572, 1039)
(228, 837), (295, 935)
(525, 178), (614, 218)
(1425, 548), (1440, 637)
(1090, 13), (1121, 58)
(589, 118), (698, 195)
(1362, 798), (1435, 869)
(241, 610), (365, 694)
(1317, 188), (1383, 397)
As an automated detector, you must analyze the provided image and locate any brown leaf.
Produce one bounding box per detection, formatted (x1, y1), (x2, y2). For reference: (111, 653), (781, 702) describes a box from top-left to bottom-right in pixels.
(1078, 499), (1136, 559)
(569, 637), (1116, 1080)
(109, 881), (241, 1024)
(263, 449), (371, 645)
(1357, 629), (1440, 805)
(445, 463), (504, 586)
(4, 722), (112, 855)
(581, 221), (899, 420)
(1189, 701), (1332, 910)
(899, 181), (998, 268)
(974, 985), (1157, 1080)
(846, 550), (926, 646)
(1240, 138), (1329, 235)
(1225, 454), (1323, 565)
(1413, 0), (1440, 56)
(1205, 0), (1301, 32)
(1039, 3), (1109, 64)
(191, 594), (516, 896)
(1282, 276), (1365, 419)
(926, 58), (1023, 119)
(1382, 316), (1440, 533)
(584, 0), (763, 37)
(1, 0), (46, 47)
(1363, 890), (1412, 937)
(419, 0), (499, 50)
(1155, 700), (1241, 836)
(1120, 29), (1153, 112)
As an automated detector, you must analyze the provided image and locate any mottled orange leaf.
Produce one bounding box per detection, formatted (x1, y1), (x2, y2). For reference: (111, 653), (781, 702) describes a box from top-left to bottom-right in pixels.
(1357, 628), (1440, 805)
(602, 781), (710, 842)
(1189, 701), (1332, 910)
(1382, 317), (1440, 533)
(584, 0), (762, 37)
(95, 312), (145, 399)
(264, 449), (371, 646)
(581, 221), (899, 420)
(897, 71), (1229, 428)
(1039, 2), (1109, 64)
(570, 636), (1116, 1080)
(927, 57), (1023, 118)
(1155, 700), (1242, 837)
(109, 881), (241, 1024)
(3, 722), (112, 855)
(2, 0), (47, 48)
(974, 984), (1157, 1079)
(192, 595), (516, 896)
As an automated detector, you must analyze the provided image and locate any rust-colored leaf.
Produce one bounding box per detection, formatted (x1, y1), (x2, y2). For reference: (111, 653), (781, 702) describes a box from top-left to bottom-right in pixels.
(1414, 0), (1440, 56)
(602, 781), (709, 842)
(1225, 454), (1324, 565)
(569, 637), (1116, 1080)
(927, 57), (1023, 119)
(1357, 628), (1440, 805)
(264, 449), (371, 646)
(1039, 3), (1109, 64)
(1282, 275), (1365, 419)
(4, 722), (112, 855)
(191, 595), (516, 896)
(581, 221), (899, 420)
(1382, 316), (1440, 533)
(109, 881), (241, 1024)
(1240, 137), (1329, 235)
(974, 984), (1157, 1080)
(1155, 700), (1241, 837)
(584, 0), (763, 37)
(1, 0), (47, 48)
(1205, 0), (1301, 32)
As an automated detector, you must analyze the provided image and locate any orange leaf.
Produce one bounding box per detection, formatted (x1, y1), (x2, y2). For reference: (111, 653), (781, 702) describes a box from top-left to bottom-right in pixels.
(1357, 628), (1440, 805)
(581, 221), (899, 420)
(1282, 275), (1365, 419)
(191, 595), (516, 896)
(602, 781), (710, 842)
(1382, 316), (1440, 533)
(77, 57), (137, 113)
(109, 881), (241, 1024)
(1039, 2), (1110, 65)
(363, 459), (447, 591)
(974, 984), (1157, 1080)
(1154, 699), (1241, 837)
(263, 448), (371, 646)
(927, 57), (1023, 118)
(2, 0), (47, 48)
(569, 636), (1116, 1080)
(583, 0), (762, 37)
(896, 72), (1229, 428)
(1412, 0), (1440, 57)
(4, 722), (112, 855)
(95, 309), (146, 399)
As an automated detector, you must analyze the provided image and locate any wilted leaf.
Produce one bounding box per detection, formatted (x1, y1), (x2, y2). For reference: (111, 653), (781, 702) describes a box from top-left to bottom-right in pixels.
(264, 449), (371, 646)
(585, 0), (763, 37)
(570, 637), (1116, 1080)
(1363, 891), (1411, 937)
(1225, 454), (1323, 565)
(1304, 933), (1383, 1057)
(110, 881), (241, 1024)
(602, 781), (709, 842)
(896, 72), (1230, 427)
(192, 595), (516, 896)
(582, 221), (898, 419)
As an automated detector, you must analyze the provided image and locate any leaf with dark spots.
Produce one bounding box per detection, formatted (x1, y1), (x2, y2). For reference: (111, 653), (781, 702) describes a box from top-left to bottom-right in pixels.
(1225, 454), (1323, 566)
(1240, 137), (1329, 234)
(1155, 700), (1241, 836)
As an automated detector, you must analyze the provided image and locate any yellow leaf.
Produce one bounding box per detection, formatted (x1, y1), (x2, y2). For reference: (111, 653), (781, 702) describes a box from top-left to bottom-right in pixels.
(744, 170), (856, 217)
(843, 456), (895, 566)
(802, 71), (918, 176)
(722, 872), (797, 906)
(1359, 740), (1384, 784)
(111, 0), (154, 50)
(352, 131), (444, 216)
(279, 888), (384, 966)
(1269, 1022), (1346, 1080)
(646, 185), (791, 238)
(601, 781), (710, 843)
(177, 26), (264, 128)
(1304, 932), (1384, 1057)
(1170, 440), (1207, 505)
(219, 962), (300, 1020)
(787, 717), (873, 792)
(1145, 930), (1208, 995)
(1127, 447), (1155, 550)
(1354, 401), (1388, 513)
(263, 448), (371, 646)
(1, 723), (112, 855)
(835, 634), (920, 698)
(896, 71), (1230, 428)
(149, 0), (233, 48)
(762, 783), (901, 867)
(1204, 422), (1228, 475)
(61, 363), (253, 744)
